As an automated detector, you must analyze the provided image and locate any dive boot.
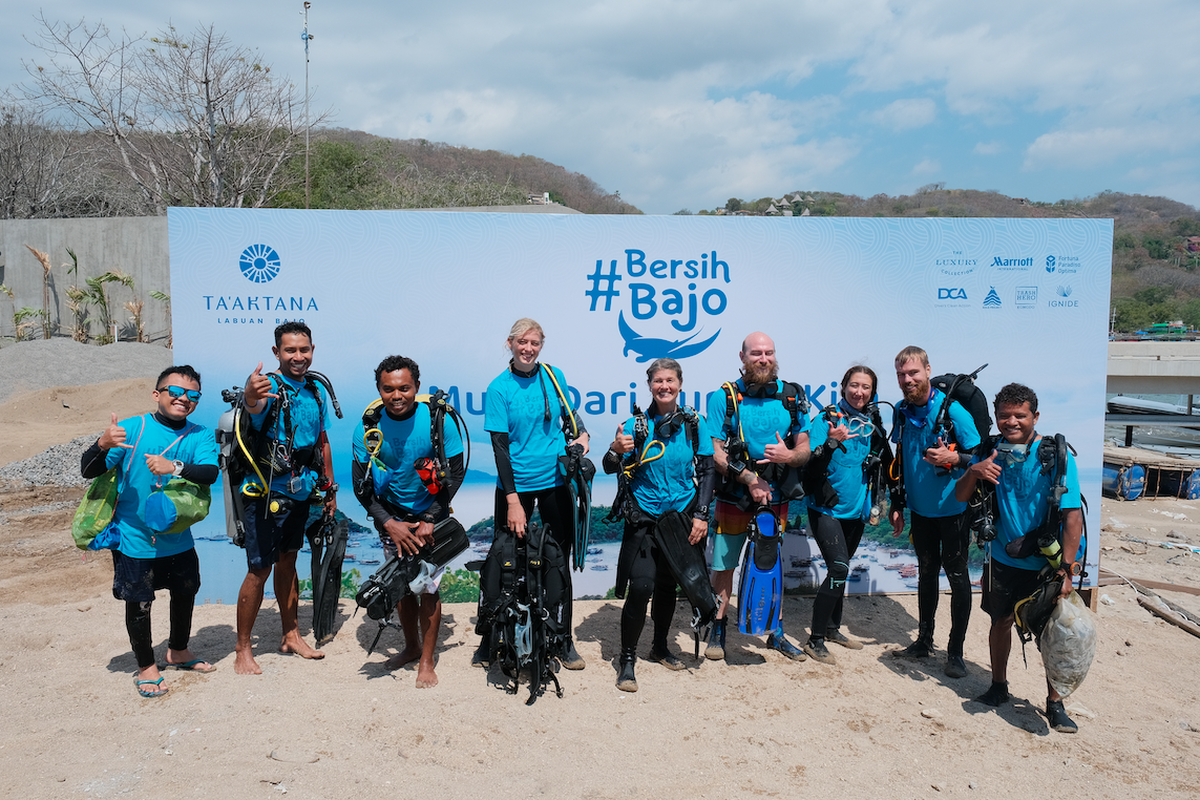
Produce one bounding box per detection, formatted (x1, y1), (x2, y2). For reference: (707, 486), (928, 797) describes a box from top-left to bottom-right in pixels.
(803, 636), (835, 665)
(826, 629), (863, 650)
(1046, 700), (1078, 733)
(649, 642), (686, 671)
(944, 653), (968, 678)
(616, 649), (638, 692)
(470, 637), (491, 669)
(704, 618), (727, 661)
(766, 631), (807, 662)
(560, 637), (586, 671)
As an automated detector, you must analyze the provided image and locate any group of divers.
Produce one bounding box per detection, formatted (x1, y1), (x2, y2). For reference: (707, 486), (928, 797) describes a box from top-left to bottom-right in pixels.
(86, 318), (1085, 732)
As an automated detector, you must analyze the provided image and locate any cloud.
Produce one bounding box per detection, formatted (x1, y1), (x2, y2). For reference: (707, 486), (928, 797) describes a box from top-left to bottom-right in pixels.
(911, 158), (941, 176)
(973, 141), (1003, 155)
(869, 98), (936, 131)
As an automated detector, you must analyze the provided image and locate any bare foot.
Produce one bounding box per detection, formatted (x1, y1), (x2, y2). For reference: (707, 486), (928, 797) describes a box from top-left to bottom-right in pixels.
(385, 646), (421, 670)
(279, 635), (325, 660)
(234, 647), (262, 675)
(415, 660), (438, 689)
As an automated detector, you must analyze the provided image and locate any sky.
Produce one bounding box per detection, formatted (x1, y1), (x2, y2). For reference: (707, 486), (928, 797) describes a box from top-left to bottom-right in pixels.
(4, 1), (1199, 215)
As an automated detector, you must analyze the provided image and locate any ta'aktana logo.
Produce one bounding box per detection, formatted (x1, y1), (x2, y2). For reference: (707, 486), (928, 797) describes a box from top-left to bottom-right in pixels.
(585, 249), (727, 362)
(240, 244), (282, 283)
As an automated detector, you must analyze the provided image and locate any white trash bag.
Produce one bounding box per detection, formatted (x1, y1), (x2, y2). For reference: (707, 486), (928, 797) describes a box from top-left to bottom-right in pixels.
(1040, 590), (1097, 700)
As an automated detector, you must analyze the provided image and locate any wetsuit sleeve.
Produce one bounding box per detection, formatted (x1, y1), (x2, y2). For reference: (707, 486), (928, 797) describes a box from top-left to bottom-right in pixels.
(81, 440), (109, 479)
(693, 455), (717, 518)
(602, 449), (622, 475)
(491, 432), (517, 495)
(180, 463), (219, 485)
(352, 457), (395, 535)
(426, 453), (466, 519)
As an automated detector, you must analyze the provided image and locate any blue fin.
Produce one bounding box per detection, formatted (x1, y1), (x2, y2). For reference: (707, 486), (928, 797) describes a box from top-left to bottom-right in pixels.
(737, 509), (783, 635)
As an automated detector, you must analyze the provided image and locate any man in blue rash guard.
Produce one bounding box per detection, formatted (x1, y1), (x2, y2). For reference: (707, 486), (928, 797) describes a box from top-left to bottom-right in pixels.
(352, 355), (464, 689)
(888, 345), (980, 679)
(955, 383), (1084, 733)
(705, 331), (811, 662)
(80, 365), (220, 698)
(234, 322), (336, 675)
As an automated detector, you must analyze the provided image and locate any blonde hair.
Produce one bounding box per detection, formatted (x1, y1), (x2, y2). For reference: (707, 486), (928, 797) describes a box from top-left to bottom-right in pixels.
(506, 318), (545, 351)
(894, 345), (929, 368)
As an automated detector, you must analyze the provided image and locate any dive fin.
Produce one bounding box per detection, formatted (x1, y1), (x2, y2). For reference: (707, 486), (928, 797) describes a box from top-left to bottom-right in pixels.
(652, 510), (717, 627)
(571, 458), (595, 571)
(311, 514), (348, 645)
(737, 507), (783, 636)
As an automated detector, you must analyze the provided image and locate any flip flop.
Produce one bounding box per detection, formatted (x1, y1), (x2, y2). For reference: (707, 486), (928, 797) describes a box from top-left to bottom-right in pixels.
(164, 658), (217, 673)
(135, 676), (169, 698)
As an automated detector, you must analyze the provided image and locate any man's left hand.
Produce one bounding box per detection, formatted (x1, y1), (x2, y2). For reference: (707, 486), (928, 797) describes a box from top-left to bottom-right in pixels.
(923, 437), (958, 468)
(571, 432), (590, 456)
(688, 518), (708, 546)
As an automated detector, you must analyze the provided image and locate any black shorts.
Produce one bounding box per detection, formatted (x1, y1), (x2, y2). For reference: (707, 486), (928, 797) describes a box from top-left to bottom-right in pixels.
(242, 497), (309, 570)
(112, 548), (201, 603)
(980, 559), (1044, 621)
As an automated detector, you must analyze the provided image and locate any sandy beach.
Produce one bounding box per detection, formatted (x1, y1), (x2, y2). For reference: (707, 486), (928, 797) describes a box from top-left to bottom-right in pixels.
(1, 342), (1199, 799)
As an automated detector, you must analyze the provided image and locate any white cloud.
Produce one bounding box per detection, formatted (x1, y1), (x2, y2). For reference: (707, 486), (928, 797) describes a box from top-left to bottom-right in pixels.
(869, 98), (936, 131)
(973, 141), (1003, 155)
(911, 158), (940, 176)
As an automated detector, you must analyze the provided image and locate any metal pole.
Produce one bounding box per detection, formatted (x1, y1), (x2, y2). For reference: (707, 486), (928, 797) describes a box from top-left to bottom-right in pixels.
(301, 3), (313, 209)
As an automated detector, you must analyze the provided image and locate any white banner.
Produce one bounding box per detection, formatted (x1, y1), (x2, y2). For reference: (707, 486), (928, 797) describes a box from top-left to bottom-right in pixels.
(170, 209), (1112, 600)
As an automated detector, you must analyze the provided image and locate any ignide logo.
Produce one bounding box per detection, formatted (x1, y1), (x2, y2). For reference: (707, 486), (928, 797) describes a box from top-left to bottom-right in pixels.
(1049, 285), (1079, 308)
(240, 244), (282, 283)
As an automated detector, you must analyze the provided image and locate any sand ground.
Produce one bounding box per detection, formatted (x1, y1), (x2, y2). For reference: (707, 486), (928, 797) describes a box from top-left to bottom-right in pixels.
(1, 379), (1199, 799)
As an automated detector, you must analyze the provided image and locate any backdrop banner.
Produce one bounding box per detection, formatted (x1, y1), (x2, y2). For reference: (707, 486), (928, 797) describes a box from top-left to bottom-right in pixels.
(170, 209), (1112, 600)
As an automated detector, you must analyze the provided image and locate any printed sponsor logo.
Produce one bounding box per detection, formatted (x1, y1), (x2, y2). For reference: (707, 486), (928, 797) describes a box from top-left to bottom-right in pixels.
(1049, 285), (1079, 308)
(936, 253), (977, 277)
(992, 256), (1033, 271)
(938, 288), (968, 300)
(983, 287), (1002, 308)
(1015, 286), (1038, 308)
(586, 249), (728, 361)
(1047, 254), (1080, 274)
(240, 244), (281, 283)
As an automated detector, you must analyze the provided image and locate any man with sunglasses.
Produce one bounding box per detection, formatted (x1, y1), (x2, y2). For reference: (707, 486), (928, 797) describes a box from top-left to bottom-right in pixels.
(954, 383), (1083, 733)
(80, 365), (220, 698)
(234, 322), (336, 675)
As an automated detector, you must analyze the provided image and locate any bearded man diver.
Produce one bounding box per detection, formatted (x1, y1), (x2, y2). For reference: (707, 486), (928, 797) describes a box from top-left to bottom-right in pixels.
(888, 346), (981, 678)
(704, 331), (811, 662)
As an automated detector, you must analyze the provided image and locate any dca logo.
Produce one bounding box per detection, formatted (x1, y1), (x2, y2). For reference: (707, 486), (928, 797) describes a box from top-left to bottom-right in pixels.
(938, 288), (968, 300)
(240, 244), (281, 283)
(585, 249), (728, 362)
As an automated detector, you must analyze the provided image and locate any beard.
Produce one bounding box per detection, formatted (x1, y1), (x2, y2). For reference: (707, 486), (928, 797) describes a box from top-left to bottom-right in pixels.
(741, 359), (779, 386)
(902, 377), (930, 405)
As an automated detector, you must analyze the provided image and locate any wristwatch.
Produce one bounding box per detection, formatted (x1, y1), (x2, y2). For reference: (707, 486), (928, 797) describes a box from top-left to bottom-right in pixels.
(1066, 561), (1082, 576)
(171, 460), (184, 478)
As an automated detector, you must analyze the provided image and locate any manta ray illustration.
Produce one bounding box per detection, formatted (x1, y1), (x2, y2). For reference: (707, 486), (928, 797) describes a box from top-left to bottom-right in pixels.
(617, 311), (721, 362)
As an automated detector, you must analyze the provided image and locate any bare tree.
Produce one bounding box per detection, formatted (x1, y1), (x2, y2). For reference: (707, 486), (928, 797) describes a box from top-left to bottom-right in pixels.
(26, 15), (324, 212)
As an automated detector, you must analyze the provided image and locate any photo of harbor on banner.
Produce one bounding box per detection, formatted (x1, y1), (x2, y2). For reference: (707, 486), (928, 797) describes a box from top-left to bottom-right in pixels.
(169, 209), (1113, 602)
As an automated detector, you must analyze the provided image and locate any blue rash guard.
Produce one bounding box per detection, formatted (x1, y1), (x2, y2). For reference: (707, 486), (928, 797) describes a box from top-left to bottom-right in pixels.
(892, 389), (980, 518)
(808, 400), (876, 520)
(351, 402), (464, 515)
(243, 372), (330, 500)
(484, 364), (578, 493)
(105, 414), (219, 559)
(620, 409), (715, 517)
(705, 378), (809, 505)
(978, 436), (1082, 571)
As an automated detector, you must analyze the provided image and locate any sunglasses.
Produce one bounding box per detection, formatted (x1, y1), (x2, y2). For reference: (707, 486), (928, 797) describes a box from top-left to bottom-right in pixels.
(157, 385), (202, 403)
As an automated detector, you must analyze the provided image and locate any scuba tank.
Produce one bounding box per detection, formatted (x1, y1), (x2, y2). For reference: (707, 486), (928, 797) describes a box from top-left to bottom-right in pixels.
(217, 389), (248, 546)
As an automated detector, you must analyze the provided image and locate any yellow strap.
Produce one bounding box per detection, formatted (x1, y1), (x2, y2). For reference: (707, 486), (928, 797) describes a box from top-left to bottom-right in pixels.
(541, 363), (578, 439)
(722, 381), (745, 443)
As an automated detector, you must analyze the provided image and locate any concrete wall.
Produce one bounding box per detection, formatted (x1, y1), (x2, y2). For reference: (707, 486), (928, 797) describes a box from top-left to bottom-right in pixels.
(1108, 341), (1200, 394)
(0, 217), (170, 343)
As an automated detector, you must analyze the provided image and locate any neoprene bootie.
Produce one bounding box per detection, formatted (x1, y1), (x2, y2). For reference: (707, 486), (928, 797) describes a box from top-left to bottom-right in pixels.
(616, 649), (638, 692)
(560, 637), (586, 670)
(704, 618), (726, 661)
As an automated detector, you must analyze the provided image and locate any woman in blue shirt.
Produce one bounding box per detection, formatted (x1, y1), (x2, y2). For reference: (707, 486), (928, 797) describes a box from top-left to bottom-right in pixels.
(603, 358), (716, 692)
(478, 318), (590, 669)
(803, 365), (893, 664)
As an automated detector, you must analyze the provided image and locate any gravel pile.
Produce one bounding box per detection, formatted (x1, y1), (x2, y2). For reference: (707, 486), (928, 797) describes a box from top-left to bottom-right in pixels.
(0, 434), (98, 488)
(0, 339), (172, 404)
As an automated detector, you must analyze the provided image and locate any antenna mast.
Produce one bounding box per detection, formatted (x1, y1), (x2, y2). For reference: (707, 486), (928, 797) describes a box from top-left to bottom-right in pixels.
(301, 2), (314, 209)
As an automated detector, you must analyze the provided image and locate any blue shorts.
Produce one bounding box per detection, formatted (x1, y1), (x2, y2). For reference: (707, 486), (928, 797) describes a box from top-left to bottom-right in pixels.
(242, 497), (309, 571)
(710, 500), (787, 571)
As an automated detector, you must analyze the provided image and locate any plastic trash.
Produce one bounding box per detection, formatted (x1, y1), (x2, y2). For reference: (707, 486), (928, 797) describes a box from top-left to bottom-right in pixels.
(1041, 590), (1098, 699)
